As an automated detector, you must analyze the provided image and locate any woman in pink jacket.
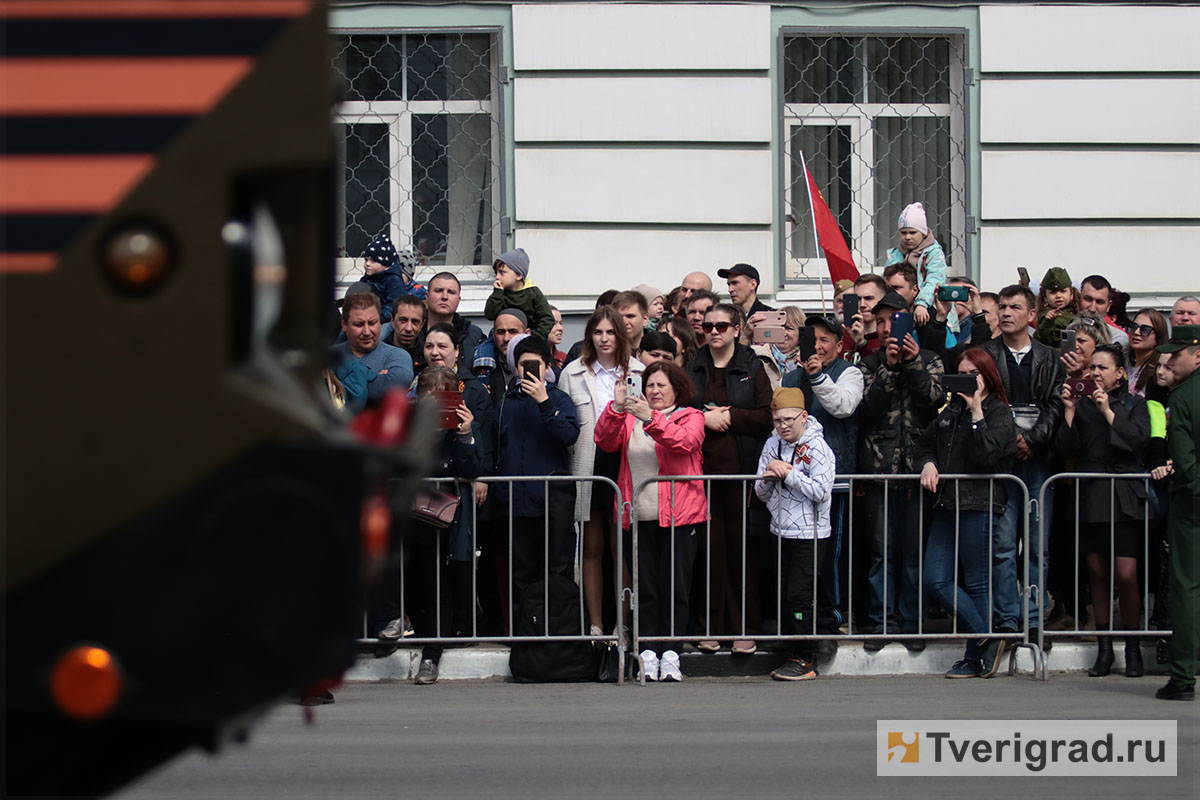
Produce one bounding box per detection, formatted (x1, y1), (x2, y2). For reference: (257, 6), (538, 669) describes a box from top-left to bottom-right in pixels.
(594, 361), (707, 682)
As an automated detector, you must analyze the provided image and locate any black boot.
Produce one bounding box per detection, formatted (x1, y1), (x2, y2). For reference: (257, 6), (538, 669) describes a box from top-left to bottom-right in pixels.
(1124, 638), (1145, 678)
(1089, 636), (1114, 677)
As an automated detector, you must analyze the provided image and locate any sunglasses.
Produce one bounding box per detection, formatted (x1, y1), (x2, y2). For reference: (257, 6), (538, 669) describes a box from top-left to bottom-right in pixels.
(701, 321), (735, 334)
(1133, 324), (1156, 337)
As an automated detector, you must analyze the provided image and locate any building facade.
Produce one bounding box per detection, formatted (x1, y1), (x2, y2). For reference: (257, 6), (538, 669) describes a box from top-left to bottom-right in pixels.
(332, 1), (1199, 317)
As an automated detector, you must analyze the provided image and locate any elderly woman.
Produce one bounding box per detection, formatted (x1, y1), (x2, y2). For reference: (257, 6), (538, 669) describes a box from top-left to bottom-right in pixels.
(1057, 344), (1151, 678)
(1060, 311), (1112, 380)
(558, 306), (644, 638)
(595, 361), (706, 681)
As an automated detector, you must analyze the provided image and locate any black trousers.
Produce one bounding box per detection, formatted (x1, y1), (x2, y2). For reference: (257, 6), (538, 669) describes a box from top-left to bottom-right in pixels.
(406, 528), (475, 664)
(630, 523), (698, 655)
(507, 480), (578, 603)
(779, 537), (833, 660)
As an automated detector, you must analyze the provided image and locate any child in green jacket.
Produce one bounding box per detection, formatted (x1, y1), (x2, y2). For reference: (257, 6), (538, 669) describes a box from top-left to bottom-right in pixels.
(1034, 266), (1079, 347)
(484, 248), (554, 340)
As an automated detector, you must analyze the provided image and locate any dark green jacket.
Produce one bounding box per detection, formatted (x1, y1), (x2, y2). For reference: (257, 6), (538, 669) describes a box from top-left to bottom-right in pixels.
(484, 283), (554, 340)
(1169, 370), (1200, 499)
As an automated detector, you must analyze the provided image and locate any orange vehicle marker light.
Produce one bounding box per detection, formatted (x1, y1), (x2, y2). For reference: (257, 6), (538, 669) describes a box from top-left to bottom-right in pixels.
(50, 646), (122, 721)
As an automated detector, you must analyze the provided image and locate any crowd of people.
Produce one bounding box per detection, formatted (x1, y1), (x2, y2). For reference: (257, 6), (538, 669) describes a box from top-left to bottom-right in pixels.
(330, 215), (1199, 699)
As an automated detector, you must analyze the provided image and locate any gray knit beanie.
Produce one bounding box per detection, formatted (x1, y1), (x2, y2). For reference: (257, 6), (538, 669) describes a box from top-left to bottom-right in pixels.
(495, 248), (531, 279)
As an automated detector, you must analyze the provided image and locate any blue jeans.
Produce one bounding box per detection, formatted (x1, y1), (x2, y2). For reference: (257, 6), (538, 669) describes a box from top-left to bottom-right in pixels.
(925, 510), (998, 659)
(862, 482), (922, 633)
(992, 459), (1053, 631)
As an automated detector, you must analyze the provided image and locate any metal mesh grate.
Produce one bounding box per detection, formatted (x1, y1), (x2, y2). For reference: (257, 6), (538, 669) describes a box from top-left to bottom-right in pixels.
(332, 32), (502, 280)
(782, 33), (968, 283)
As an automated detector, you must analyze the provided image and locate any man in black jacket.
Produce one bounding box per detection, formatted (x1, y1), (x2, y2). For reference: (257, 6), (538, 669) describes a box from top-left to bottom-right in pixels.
(857, 291), (945, 650)
(982, 284), (1066, 643)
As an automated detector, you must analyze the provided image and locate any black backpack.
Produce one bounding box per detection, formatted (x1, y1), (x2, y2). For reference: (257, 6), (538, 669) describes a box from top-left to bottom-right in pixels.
(508, 574), (598, 683)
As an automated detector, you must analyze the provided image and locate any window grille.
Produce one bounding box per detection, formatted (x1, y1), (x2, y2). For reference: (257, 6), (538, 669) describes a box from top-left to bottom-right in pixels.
(782, 33), (968, 283)
(332, 32), (502, 282)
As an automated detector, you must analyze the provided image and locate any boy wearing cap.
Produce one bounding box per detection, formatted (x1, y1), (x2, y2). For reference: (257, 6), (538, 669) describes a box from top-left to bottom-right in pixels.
(1034, 266), (1079, 347)
(1156, 325), (1200, 701)
(484, 248), (554, 341)
(755, 388), (837, 680)
(361, 232), (426, 323)
(884, 202), (947, 328)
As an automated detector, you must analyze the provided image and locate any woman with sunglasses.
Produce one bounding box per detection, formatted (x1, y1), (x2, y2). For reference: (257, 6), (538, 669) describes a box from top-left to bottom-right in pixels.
(1128, 309), (1169, 397)
(1057, 343), (1151, 678)
(685, 303), (773, 654)
(913, 348), (1017, 678)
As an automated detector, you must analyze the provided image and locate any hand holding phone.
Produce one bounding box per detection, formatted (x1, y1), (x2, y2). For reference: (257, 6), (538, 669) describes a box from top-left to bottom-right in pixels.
(797, 326), (817, 361)
(842, 293), (860, 329)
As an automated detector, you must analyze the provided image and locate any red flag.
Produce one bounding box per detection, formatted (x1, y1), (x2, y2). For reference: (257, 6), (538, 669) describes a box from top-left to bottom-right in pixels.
(802, 156), (859, 284)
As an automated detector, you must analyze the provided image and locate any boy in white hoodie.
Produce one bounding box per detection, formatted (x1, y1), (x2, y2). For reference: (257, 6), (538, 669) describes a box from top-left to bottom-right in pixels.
(755, 387), (837, 681)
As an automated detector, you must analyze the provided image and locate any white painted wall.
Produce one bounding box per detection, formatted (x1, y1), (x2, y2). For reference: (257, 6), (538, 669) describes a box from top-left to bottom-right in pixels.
(512, 3), (770, 70)
(980, 6), (1200, 72)
(514, 76), (772, 143)
(979, 4), (1200, 302)
(981, 79), (1200, 145)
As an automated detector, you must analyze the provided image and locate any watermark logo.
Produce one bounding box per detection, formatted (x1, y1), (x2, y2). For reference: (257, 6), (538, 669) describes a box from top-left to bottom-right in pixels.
(877, 721), (1176, 776)
(887, 732), (919, 763)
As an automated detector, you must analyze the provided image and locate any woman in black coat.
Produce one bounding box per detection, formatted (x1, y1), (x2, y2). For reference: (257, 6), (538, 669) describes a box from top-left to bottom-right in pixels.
(1057, 343), (1151, 678)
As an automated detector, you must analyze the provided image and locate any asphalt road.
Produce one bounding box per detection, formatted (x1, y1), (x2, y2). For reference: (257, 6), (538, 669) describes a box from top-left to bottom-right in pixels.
(116, 675), (1198, 799)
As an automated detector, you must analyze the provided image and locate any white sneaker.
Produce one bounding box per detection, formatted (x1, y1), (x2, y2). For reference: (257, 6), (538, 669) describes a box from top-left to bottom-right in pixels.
(659, 650), (683, 682)
(640, 649), (659, 682)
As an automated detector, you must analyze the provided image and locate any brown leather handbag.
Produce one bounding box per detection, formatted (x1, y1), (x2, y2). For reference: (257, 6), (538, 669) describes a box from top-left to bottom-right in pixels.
(409, 488), (460, 528)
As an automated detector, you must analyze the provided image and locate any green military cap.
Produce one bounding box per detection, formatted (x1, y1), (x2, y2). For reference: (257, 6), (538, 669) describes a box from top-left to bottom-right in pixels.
(1040, 266), (1072, 292)
(1157, 324), (1200, 354)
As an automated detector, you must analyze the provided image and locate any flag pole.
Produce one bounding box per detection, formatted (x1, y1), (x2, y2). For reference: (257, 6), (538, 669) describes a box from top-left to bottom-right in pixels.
(801, 152), (829, 315)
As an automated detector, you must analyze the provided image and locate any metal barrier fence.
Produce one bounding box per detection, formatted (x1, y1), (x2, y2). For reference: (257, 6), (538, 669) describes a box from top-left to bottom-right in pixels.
(361, 470), (1173, 686)
(1036, 472), (1169, 681)
(629, 473), (1040, 684)
(362, 475), (628, 683)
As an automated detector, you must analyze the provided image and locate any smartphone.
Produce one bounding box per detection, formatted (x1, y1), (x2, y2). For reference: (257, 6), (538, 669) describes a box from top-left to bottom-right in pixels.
(1060, 329), (1077, 354)
(889, 311), (915, 346)
(1017, 267), (1031, 287)
(797, 326), (817, 361)
(625, 375), (642, 398)
(1069, 377), (1098, 397)
(937, 285), (970, 303)
(431, 389), (463, 429)
(842, 293), (860, 329)
(751, 310), (788, 345)
(943, 374), (978, 396)
(519, 358), (540, 382)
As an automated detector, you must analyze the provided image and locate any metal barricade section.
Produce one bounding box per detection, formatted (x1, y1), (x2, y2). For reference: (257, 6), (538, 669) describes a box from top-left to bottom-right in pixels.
(1036, 472), (1167, 681)
(629, 473), (1040, 684)
(362, 475), (628, 684)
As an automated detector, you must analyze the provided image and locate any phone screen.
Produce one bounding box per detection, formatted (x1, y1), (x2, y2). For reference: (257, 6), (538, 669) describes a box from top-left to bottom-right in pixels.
(842, 293), (860, 328)
(797, 327), (817, 361)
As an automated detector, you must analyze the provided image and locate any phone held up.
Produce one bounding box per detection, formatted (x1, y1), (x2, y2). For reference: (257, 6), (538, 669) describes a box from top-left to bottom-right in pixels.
(889, 311), (915, 348)
(625, 374), (641, 398)
(520, 358), (541, 384)
(842, 293), (860, 329)
(1017, 266), (1031, 287)
(1068, 377), (1098, 398)
(943, 374), (978, 396)
(1060, 329), (1077, 355)
(797, 326), (817, 361)
(432, 389), (463, 429)
(937, 285), (970, 303)
(751, 310), (788, 346)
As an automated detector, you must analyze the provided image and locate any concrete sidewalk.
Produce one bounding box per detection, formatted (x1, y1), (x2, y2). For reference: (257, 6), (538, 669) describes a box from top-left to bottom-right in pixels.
(346, 638), (1169, 682)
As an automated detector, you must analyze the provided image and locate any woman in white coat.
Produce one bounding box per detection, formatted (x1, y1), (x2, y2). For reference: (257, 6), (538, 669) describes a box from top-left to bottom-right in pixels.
(558, 305), (644, 636)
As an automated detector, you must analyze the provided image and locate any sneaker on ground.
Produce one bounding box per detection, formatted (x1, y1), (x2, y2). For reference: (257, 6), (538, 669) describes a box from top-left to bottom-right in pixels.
(640, 650), (660, 682)
(659, 650), (682, 682)
(770, 657), (817, 681)
(945, 658), (983, 679)
(1155, 680), (1195, 701)
(378, 617), (405, 641)
(414, 658), (439, 685)
(979, 638), (1007, 679)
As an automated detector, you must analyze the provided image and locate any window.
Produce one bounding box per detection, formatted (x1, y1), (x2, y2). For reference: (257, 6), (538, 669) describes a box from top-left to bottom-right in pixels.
(332, 32), (503, 281)
(782, 33), (968, 282)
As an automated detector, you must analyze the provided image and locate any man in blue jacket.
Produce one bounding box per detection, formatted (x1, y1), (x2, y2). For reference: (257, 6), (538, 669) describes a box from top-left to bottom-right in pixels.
(493, 336), (581, 600)
(331, 292), (414, 413)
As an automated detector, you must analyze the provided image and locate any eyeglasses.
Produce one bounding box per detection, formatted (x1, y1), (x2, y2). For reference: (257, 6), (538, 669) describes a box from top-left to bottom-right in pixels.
(772, 414), (802, 428)
(1134, 324), (1156, 337)
(701, 321), (734, 334)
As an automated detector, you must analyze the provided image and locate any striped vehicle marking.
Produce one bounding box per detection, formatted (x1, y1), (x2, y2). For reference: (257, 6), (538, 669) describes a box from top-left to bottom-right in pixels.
(1, 1), (311, 272)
